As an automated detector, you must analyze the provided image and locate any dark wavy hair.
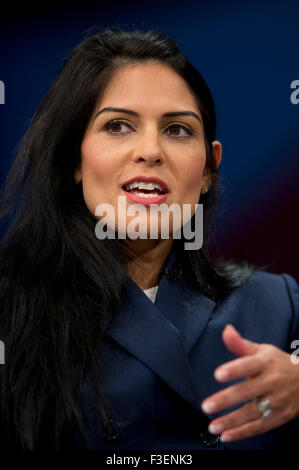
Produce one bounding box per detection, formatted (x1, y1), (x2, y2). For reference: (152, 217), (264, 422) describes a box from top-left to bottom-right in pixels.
(0, 28), (254, 449)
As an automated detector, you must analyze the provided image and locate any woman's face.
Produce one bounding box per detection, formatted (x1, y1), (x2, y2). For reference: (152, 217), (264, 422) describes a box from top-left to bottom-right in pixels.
(76, 62), (221, 239)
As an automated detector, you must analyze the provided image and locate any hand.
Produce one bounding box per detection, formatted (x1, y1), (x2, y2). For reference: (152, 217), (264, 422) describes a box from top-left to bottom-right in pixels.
(201, 324), (299, 443)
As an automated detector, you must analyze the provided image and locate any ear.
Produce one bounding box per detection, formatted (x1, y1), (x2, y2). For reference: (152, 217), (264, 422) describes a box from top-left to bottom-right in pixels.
(212, 140), (222, 168)
(74, 165), (82, 184)
(201, 140), (222, 193)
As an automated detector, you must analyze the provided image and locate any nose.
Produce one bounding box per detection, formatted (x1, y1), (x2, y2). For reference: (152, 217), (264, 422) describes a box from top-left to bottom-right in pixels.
(132, 127), (164, 166)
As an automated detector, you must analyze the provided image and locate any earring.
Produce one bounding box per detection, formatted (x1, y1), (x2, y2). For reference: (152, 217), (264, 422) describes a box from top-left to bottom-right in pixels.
(201, 187), (209, 195)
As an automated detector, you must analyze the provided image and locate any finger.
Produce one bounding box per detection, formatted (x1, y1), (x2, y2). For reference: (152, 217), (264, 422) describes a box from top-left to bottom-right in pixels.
(208, 388), (293, 438)
(219, 411), (288, 443)
(222, 324), (259, 358)
(201, 377), (263, 414)
(208, 401), (261, 435)
(214, 355), (264, 382)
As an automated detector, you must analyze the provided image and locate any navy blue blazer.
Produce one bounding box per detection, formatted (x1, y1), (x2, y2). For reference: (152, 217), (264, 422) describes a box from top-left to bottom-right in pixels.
(76, 249), (299, 450)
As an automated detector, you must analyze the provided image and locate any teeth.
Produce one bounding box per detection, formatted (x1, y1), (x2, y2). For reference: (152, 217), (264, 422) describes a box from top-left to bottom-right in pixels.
(124, 181), (164, 192)
(134, 192), (161, 198)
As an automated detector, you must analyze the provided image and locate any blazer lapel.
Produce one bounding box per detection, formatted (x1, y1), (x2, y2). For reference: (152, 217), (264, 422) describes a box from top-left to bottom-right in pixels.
(155, 274), (217, 356)
(106, 248), (217, 411)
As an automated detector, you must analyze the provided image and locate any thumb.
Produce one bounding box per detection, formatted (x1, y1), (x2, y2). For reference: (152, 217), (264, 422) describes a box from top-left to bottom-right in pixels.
(222, 324), (259, 357)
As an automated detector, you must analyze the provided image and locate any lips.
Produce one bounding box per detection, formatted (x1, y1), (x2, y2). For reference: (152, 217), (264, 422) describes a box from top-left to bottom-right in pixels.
(121, 175), (169, 205)
(121, 175), (169, 194)
(122, 189), (168, 206)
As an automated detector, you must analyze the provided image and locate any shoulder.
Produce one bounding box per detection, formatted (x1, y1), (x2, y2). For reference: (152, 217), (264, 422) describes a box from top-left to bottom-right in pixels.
(225, 269), (299, 313)
(219, 269), (299, 346)
(218, 260), (299, 306)
(245, 270), (299, 329)
(237, 269), (299, 305)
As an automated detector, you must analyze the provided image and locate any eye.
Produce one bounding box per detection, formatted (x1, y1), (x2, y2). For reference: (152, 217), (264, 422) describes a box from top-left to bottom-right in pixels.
(103, 120), (133, 135)
(165, 124), (193, 138)
(103, 120), (193, 137)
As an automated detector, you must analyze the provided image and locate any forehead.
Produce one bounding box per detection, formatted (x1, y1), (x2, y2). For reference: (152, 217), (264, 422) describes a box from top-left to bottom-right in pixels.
(98, 62), (200, 113)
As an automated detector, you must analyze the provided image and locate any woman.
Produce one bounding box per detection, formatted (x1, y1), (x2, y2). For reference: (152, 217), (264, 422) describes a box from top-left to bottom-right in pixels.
(0, 28), (298, 450)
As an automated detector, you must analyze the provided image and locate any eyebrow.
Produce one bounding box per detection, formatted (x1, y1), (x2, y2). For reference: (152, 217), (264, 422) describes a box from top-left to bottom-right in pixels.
(94, 107), (201, 123)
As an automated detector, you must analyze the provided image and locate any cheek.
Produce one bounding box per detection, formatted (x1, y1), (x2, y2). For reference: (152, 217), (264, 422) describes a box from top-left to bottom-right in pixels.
(79, 138), (120, 212)
(179, 148), (206, 193)
(81, 139), (116, 180)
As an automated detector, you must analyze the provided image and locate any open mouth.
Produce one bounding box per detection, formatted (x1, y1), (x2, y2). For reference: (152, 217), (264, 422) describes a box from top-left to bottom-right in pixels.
(121, 180), (168, 204)
(122, 186), (165, 198)
(122, 181), (167, 198)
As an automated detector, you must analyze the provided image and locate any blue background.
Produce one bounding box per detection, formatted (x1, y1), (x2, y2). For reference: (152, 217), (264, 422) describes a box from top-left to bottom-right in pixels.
(0, 0), (298, 280)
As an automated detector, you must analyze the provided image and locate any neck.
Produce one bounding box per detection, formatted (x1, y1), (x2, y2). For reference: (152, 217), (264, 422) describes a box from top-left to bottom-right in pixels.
(122, 239), (174, 290)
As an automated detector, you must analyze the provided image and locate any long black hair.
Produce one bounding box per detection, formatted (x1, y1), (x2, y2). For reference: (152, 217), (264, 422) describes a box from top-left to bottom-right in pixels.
(0, 28), (254, 449)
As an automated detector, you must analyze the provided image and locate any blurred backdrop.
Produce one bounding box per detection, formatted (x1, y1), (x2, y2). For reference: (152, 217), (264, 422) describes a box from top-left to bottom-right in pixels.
(0, 0), (298, 281)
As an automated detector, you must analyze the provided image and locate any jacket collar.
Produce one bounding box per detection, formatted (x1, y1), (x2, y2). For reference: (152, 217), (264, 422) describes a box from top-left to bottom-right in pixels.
(106, 248), (217, 411)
